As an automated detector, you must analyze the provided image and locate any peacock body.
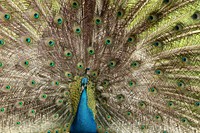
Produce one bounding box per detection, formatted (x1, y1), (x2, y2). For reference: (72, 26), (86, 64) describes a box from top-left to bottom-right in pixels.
(0, 0), (200, 133)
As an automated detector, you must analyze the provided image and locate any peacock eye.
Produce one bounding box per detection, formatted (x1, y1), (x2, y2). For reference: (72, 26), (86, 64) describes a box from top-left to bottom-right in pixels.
(91, 71), (98, 77)
(180, 117), (189, 123)
(167, 101), (174, 107)
(102, 80), (109, 87)
(117, 10), (124, 18)
(47, 130), (51, 133)
(56, 99), (63, 106)
(108, 60), (117, 68)
(106, 115), (112, 121)
(163, 0), (171, 4)
(131, 61), (140, 68)
(48, 40), (55, 47)
(31, 80), (36, 85)
(57, 18), (63, 25)
(174, 24), (183, 31)
(177, 81), (185, 88)
(194, 102), (200, 106)
(105, 38), (112, 45)
(87, 47), (95, 55)
(56, 81), (59, 85)
(72, 1), (79, 9)
(49, 61), (55, 67)
(95, 18), (102, 25)
(77, 62), (84, 69)
(16, 121), (21, 125)
(5, 85), (11, 90)
(128, 81), (135, 87)
(0, 107), (5, 113)
(155, 69), (162, 75)
(148, 14), (157, 22)
(148, 87), (157, 93)
(65, 71), (72, 78)
(53, 113), (59, 120)
(4, 13), (11, 20)
(40, 94), (48, 100)
(97, 125), (102, 129)
(138, 101), (146, 109)
(127, 36), (135, 43)
(64, 50), (73, 58)
(116, 94), (125, 102)
(153, 41), (162, 47)
(0, 61), (3, 67)
(192, 11), (200, 20)
(66, 123), (70, 128)
(140, 125), (146, 130)
(33, 12), (40, 19)
(75, 27), (81, 34)
(0, 39), (5, 46)
(31, 110), (35, 114)
(181, 57), (188, 63)
(24, 60), (29, 66)
(25, 37), (32, 44)
(154, 115), (162, 122)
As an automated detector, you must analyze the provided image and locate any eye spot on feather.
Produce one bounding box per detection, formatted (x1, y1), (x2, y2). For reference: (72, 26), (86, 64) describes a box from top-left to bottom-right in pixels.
(174, 24), (183, 31)
(49, 61), (55, 67)
(91, 71), (98, 77)
(4, 13), (11, 20)
(72, 1), (79, 9)
(5, 85), (11, 90)
(0, 39), (5, 46)
(148, 87), (157, 93)
(155, 69), (163, 75)
(25, 37), (32, 44)
(77, 62), (84, 69)
(140, 125), (147, 130)
(130, 61), (140, 68)
(0, 61), (3, 67)
(181, 57), (188, 63)
(16, 121), (21, 125)
(31, 80), (36, 85)
(128, 81), (135, 87)
(167, 101), (174, 107)
(33, 12), (40, 19)
(57, 18), (63, 25)
(117, 10), (124, 18)
(95, 18), (102, 25)
(116, 94), (125, 103)
(87, 47), (95, 55)
(192, 11), (200, 20)
(24, 60), (29, 66)
(75, 28), (81, 34)
(108, 60), (117, 68)
(138, 101), (146, 109)
(194, 102), (200, 106)
(153, 41), (162, 47)
(105, 38), (112, 45)
(0, 107), (5, 113)
(48, 40), (55, 47)
(148, 14), (157, 22)
(163, 0), (170, 4)
(177, 81), (185, 88)
(180, 117), (189, 124)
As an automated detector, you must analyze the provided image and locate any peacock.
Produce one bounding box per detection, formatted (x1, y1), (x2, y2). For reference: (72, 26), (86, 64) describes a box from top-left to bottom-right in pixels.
(0, 0), (200, 132)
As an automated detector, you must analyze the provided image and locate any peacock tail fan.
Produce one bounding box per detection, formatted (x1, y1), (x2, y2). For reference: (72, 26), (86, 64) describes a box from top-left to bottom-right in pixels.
(0, 0), (199, 133)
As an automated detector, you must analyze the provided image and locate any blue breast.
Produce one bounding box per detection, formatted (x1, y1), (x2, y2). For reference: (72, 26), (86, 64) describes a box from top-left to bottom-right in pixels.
(70, 87), (97, 133)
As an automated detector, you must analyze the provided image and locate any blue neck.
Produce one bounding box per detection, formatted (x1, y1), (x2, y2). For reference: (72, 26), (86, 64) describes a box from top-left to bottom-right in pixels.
(70, 87), (97, 133)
